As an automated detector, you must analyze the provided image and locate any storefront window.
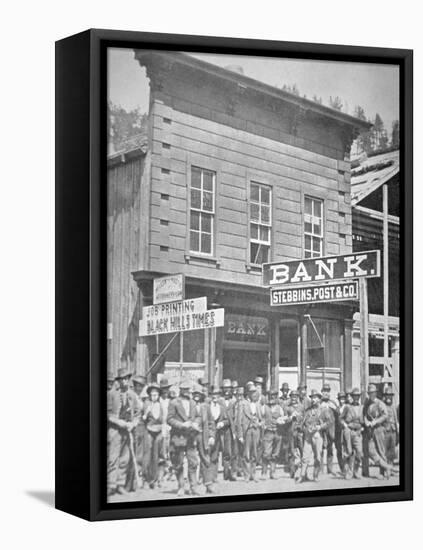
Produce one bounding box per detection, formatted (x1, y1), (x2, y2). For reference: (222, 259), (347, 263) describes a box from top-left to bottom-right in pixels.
(158, 329), (205, 364)
(306, 318), (341, 370)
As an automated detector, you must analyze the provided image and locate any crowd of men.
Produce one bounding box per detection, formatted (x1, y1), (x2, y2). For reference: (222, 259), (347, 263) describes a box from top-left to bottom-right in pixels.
(107, 368), (399, 498)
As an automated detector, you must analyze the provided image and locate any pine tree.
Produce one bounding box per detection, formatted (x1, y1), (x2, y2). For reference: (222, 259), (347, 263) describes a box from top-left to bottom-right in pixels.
(329, 96), (343, 111)
(391, 120), (400, 148)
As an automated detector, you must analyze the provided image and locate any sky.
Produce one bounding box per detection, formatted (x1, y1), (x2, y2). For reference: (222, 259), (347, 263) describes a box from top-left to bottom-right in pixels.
(108, 48), (399, 133)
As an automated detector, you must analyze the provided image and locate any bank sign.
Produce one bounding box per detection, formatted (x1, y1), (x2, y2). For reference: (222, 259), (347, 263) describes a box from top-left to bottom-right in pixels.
(270, 281), (358, 306)
(262, 250), (380, 287)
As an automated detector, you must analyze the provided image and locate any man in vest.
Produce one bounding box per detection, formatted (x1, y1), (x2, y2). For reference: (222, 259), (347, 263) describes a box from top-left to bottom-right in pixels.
(382, 386), (399, 473)
(261, 388), (285, 479)
(340, 387), (364, 480)
(192, 384), (216, 494)
(363, 384), (392, 479)
(300, 389), (327, 482)
(237, 382), (262, 482)
(319, 383), (338, 475)
(167, 380), (202, 496)
(285, 389), (305, 482)
(107, 367), (140, 496)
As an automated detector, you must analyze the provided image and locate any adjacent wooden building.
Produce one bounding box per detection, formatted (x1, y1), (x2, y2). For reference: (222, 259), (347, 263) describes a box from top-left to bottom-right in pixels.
(108, 51), (371, 392)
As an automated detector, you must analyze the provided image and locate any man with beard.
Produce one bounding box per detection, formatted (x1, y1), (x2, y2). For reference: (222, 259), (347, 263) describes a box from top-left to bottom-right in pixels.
(285, 389), (305, 482)
(261, 388), (285, 480)
(221, 379), (237, 481)
(363, 384), (392, 479)
(340, 388), (363, 480)
(300, 389), (327, 482)
(298, 383), (311, 411)
(382, 386), (399, 472)
(237, 383), (262, 482)
(192, 384), (216, 494)
(167, 380), (202, 496)
(279, 382), (291, 468)
(319, 383), (338, 475)
(158, 378), (172, 484)
(132, 374), (148, 484)
(233, 386), (247, 478)
(107, 367), (140, 496)
(209, 386), (233, 482)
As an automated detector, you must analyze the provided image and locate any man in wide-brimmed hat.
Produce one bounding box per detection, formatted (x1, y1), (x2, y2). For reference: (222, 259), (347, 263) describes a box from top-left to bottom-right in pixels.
(209, 386), (234, 482)
(107, 367), (140, 497)
(132, 374), (148, 484)
(220, 380), (237, 481)
(167, 379), (202, 496)
(192, 384), (216, 494)
(285, 389), (304, 482)
(382, 385), (399, 472)
(142, 383), (165, 489)
(300, 389), (326, 482)
(237, 382), (262, 482)
(158, 377), (172, 482)
(340, 387), (363, 480)
(261, 387), (285, 480)
(363, 384), (392, 479)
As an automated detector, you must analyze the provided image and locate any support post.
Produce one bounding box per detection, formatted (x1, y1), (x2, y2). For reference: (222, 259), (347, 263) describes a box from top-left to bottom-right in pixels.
(359, 278), (369, 400)
(383, 183), (390, 384)
(300, 315), (308, 386)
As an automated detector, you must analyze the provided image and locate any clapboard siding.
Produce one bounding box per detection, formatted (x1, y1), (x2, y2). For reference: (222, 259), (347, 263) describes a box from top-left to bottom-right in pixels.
(142, 44), (358, 291)
(107, 153), (147, 375)
(147, 97), (352, 285)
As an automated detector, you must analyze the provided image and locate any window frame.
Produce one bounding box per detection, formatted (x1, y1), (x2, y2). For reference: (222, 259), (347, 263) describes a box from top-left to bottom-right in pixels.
(248, 180), (273, 266)
(188, 165), (216, 257)
(303, 194), (324, 258)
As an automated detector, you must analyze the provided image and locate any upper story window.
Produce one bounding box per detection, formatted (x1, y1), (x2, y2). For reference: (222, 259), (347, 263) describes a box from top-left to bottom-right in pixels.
(250, 182), (272, 265)
(304, 196), (323, 258)
(190, 166), (215, 255)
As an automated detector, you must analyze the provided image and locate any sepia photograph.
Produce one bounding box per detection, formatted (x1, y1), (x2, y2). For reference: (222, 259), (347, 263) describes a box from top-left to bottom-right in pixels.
(106, 47), (401, 503)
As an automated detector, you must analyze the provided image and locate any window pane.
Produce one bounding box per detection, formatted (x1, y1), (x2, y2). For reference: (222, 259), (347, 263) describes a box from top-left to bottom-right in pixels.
(313, 222), (321, 236)
(201, 212), (212, 233)
(305, 221), (312, 234)
(203, 191), (213, 212)
(304, 249), (312, 258)
(313, 237), (321, 253)
(183, 329), (205, 363)
(261, 205), (270, 223)
(251, 223), (259, 240)
(305, 234), (311, 251)
(260, 225), (270, 242)
(191, 167), (202, 189)
(314, 200), (322, 218)
(203, 171), (214, 191)
(190, 210), (200, 230)
(261, 186), (270, 205)
(190, 230), (199, 252)
(191, 189), (201, 209)
(251, 183), (260, 202)
(201, 233), (211, 254)
(250, 203), (260, 221)
(305, 197), (312, 215)
(159, 333), (180, 363)
(251, 242), (259, 263)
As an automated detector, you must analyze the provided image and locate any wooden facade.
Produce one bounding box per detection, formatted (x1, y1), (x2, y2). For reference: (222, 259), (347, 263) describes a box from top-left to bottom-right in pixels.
(108, 51), (371, 391)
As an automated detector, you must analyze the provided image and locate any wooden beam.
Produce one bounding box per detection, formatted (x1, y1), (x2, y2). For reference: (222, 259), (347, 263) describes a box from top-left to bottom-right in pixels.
(359, 278), (369, 399)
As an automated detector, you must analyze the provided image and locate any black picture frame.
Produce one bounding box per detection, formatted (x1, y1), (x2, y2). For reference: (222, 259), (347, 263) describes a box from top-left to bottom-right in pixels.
(55, 28), (413, 521)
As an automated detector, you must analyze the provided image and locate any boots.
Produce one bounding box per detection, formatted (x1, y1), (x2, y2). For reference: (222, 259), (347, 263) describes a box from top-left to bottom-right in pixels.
(313, 463), (321, 481)
(176, 470), (185, 497)
(261, 462), (268, 480)
(270, 461), (277, 480)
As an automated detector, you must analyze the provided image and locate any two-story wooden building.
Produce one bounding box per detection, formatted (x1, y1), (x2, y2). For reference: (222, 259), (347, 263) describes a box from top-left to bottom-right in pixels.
(107, 51), (371, 393)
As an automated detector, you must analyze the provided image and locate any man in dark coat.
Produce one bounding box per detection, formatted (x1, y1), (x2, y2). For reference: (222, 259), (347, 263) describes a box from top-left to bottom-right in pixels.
(340, 387), (363, 480)
(285, 389), (305, 482)
(300, 389), (327, 482)
(209, 386), (233, 482)
(319, 383), (338, 475)
(167, 380), (202, 496)
(237, 382), (262, 482)
(192, 384), (217, 494)
(363, 384), (392, 479)
(107, 367), (140, 496)
(382, 386), (399, 471)
(261, 388), (285, 479)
